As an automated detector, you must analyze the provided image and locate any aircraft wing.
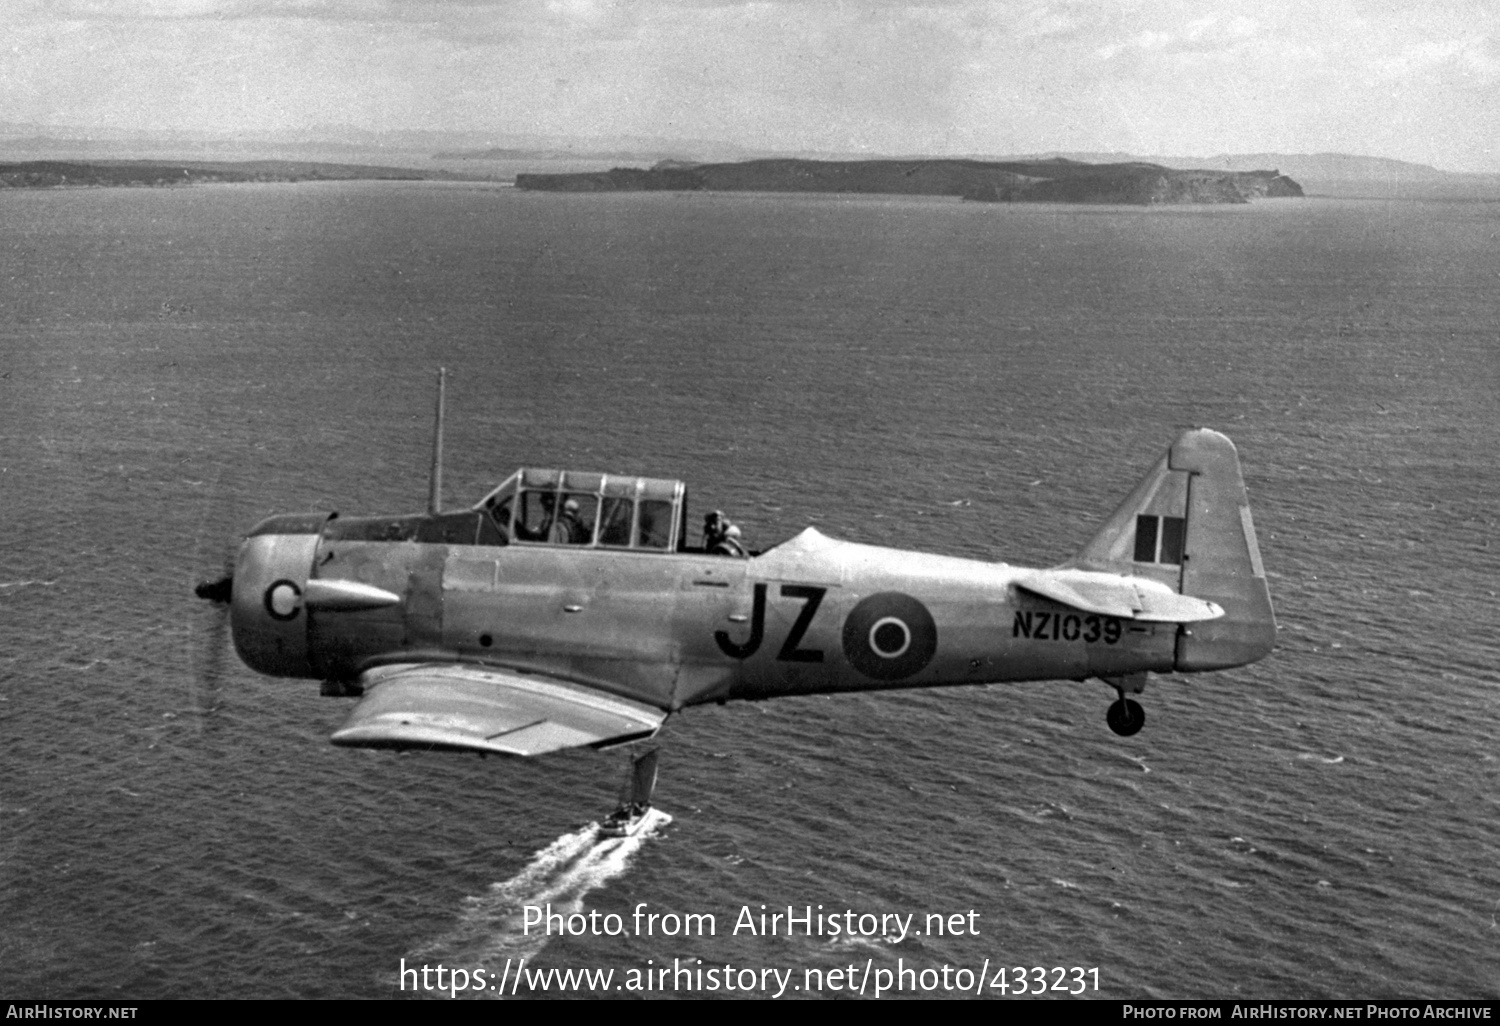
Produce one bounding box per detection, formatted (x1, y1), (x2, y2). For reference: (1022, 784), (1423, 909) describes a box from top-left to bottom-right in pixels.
(1014, 569), (1224, 623)
(329, 663), (666, 756)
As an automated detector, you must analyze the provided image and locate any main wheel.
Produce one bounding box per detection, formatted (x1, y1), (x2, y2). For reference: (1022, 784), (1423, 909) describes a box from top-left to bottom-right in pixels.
(1106, 698), (1145, 737)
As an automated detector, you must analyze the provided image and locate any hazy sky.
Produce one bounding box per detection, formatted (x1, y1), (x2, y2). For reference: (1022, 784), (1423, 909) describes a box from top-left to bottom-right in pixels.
(6, 0), (1498, 171)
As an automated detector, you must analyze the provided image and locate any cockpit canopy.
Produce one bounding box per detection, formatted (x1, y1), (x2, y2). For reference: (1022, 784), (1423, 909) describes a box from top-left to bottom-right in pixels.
(475, 470), (687, 551)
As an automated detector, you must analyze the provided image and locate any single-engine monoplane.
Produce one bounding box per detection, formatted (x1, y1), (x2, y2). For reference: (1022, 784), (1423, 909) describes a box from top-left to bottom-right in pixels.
(196, 374), (1275, 761)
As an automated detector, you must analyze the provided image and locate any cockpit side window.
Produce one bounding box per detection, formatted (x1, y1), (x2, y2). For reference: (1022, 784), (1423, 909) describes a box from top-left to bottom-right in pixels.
(492, 494), (514, 535)
(480, 476), (518, 543)
(517, 489), (557, 542)
(637, 499), (672, 549)
(598, 497), (634, 547)
(476, 506), (508, 546)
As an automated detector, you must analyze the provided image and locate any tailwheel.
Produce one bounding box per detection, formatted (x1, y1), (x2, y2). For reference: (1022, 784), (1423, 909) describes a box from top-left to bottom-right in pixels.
(1106, 698), (1145, 737)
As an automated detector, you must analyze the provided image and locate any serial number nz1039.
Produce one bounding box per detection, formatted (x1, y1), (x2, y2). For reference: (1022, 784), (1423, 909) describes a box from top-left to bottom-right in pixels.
(1013, 611), (1124, 645)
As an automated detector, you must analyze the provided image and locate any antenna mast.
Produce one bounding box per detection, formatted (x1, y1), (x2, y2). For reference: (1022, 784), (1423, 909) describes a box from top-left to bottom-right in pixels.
(427, 367), (446, 514)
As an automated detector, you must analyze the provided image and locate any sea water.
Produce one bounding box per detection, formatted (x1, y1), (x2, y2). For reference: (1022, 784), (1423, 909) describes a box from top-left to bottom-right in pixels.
(0, 183), (1496, 998)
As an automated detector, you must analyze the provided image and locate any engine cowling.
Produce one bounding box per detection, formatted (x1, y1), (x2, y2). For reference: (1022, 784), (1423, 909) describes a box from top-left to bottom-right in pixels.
(230, 514), (331, 678)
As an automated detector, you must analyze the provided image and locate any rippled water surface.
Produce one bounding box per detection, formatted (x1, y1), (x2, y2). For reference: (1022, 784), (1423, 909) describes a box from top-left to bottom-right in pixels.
(0, 184), (1496, 998)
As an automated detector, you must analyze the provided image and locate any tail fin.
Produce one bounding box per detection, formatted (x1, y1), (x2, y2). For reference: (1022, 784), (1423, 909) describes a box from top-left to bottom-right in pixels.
(1066, 429), (1276, 672)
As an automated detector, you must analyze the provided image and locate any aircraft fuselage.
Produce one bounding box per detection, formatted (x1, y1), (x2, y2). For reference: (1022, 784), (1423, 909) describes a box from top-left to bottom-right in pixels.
(219, 429), (1274, 747)
(233, 520), (1180, 713)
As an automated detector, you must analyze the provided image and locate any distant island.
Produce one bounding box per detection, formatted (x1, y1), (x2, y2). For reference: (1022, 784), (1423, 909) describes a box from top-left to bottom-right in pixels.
(0, 159), (453, 189)
(515, 158), (1304, 205)
(3, 119), (1495, 199)
(0, 155), (1304, 205)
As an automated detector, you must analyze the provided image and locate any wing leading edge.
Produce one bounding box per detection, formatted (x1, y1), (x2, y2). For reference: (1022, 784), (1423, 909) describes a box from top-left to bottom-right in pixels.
(330, 663), (666, 756)
(1013, 569), (1224, 623)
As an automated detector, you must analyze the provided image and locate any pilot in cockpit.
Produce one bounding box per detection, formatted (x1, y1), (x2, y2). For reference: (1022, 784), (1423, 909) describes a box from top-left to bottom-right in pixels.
(704, 510), (748, 558)
(714, 524), (748, 558)
(703, 510), (726, 549)
(550, 498), (586, 544)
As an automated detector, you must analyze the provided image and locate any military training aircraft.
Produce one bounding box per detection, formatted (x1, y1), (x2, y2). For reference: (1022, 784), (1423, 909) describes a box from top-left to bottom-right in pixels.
(196, 374), (1275, 759)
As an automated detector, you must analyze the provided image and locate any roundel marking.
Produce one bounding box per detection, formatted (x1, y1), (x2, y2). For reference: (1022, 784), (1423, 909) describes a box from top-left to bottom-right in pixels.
(264, 579), (303, 621)
(842, 592), (937, 681)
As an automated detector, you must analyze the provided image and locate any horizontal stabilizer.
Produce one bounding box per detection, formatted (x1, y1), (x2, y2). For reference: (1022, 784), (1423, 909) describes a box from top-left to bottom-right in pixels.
(1014, 569), (1224, 623)
(331, 663), (666, 756)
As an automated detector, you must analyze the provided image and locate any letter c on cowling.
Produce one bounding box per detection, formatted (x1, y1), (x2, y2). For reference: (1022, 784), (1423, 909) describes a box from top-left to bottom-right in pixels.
(264, 579), (303, 621)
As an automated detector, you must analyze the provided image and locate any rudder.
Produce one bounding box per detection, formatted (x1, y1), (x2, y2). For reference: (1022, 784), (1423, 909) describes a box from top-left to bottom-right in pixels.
(1066, 429), (1275, 672)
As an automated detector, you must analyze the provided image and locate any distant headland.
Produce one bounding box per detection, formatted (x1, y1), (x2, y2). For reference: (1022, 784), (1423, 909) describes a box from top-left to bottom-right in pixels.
(514, 158), (1304, 205)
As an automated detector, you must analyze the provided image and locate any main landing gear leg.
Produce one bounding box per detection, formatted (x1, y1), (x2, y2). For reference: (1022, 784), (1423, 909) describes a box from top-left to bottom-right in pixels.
(1100, 673), (1147, 737)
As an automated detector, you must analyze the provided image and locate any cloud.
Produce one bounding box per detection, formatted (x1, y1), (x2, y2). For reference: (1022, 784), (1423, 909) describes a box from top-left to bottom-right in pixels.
(16, 0), (522, 24)
(1379, 34), (1500, 86)
(3, 0), (1498, 169)
(1095, 13), (1259, 60)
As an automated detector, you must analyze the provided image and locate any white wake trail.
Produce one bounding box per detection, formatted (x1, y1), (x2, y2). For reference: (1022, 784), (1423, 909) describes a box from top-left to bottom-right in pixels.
(405, 809), (672, 987)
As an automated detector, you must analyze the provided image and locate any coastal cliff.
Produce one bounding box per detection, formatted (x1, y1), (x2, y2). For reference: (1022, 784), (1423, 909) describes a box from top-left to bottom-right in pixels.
(515, 158), (1303, 205)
